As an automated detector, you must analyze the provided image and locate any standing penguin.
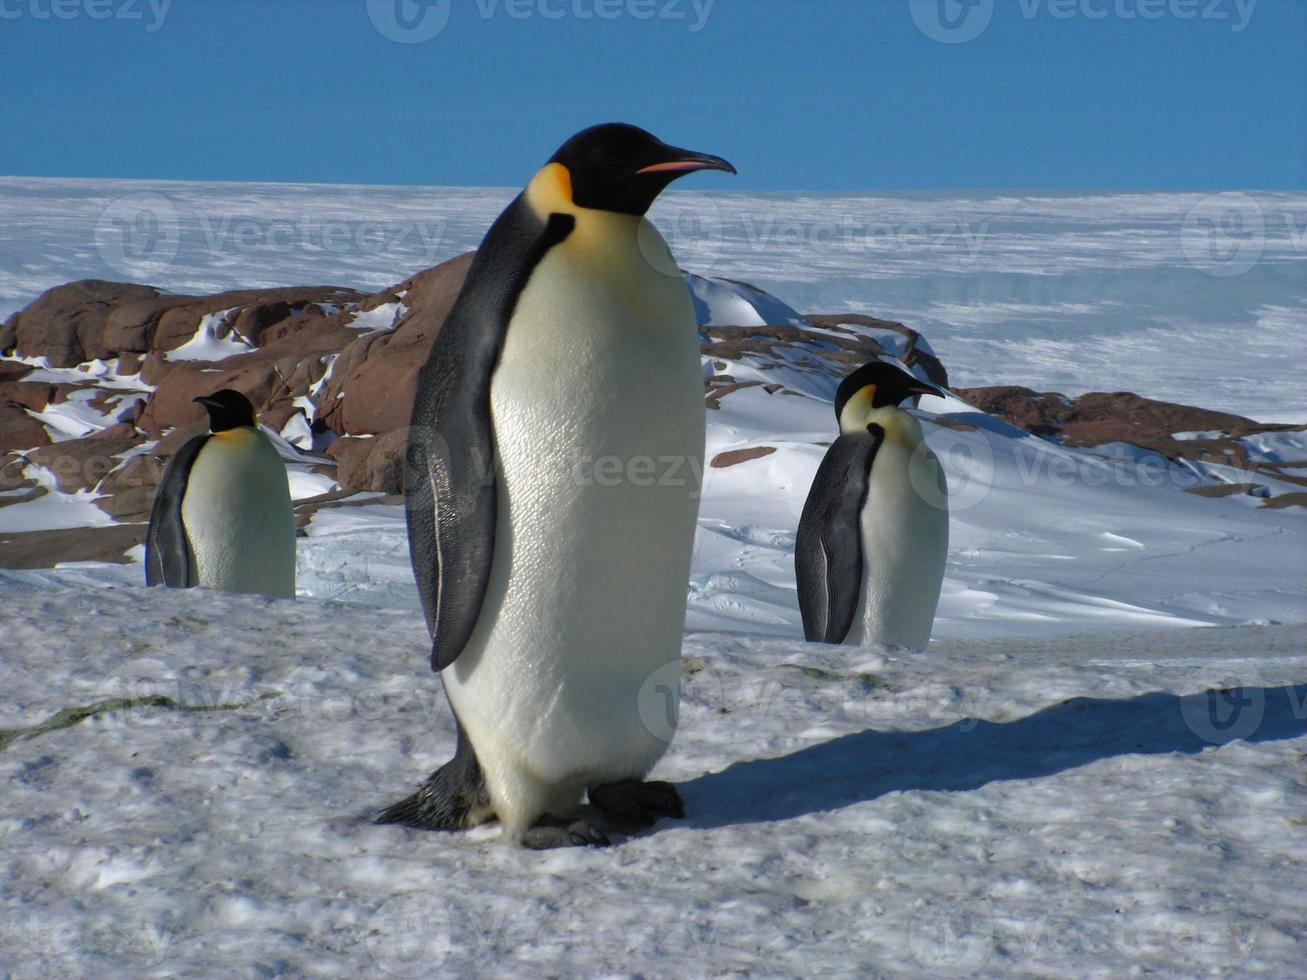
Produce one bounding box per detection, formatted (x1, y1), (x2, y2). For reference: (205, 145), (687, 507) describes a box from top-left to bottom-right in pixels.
(145, 389), (296, 599)
(377, 124), (734, 848)
(795, 361), (949, 648)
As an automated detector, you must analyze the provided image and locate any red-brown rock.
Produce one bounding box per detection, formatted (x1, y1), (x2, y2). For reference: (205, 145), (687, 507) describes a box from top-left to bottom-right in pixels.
(711, 446), (778, 468)
(327, 428), (408, 493)
(317, 253), (475, 436)
(24, 425), (143, 494)
(10, 280), (162, 366)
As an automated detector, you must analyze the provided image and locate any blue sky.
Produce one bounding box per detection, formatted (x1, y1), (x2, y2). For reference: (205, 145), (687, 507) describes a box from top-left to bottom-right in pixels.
(3, 0), (1303, 190)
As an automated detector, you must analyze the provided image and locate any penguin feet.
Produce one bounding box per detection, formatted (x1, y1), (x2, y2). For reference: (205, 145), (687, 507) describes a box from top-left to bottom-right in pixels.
(520, 811), (611, 850)
(588, 779), (685, 833)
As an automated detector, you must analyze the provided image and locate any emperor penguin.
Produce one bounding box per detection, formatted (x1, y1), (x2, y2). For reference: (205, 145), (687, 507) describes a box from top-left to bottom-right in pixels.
(144, 389), (296, 599)
(795, 361), (949, 649)
(376, 123), (735, 848)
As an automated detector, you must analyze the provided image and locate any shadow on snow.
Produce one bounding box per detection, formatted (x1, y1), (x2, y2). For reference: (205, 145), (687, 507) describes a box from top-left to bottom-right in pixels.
(677, 684), (1307, 830)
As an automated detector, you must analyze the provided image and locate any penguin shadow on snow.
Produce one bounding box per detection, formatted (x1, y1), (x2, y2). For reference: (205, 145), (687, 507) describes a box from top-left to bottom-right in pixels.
(673, 684), (1307, 831)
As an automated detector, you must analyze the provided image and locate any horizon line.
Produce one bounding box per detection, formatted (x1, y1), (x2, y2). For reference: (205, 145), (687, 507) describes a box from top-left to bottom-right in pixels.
(2, 173), (1304, 197)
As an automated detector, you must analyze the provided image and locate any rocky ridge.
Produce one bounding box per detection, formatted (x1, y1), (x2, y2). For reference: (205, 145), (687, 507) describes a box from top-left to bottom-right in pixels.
(2, 255), (1302, 568)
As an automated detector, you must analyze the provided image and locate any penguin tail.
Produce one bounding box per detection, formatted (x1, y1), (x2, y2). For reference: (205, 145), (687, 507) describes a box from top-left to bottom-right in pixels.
(375, 752), (491, 832)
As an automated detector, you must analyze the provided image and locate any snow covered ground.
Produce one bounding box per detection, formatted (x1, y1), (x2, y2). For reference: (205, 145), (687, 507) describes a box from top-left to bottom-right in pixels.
(3, 178), (1307, 975)
(2, 582), (1305, 976)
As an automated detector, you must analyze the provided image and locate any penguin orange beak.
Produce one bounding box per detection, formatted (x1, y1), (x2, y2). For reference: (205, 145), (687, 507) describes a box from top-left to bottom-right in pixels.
(637, 151), (737, 176)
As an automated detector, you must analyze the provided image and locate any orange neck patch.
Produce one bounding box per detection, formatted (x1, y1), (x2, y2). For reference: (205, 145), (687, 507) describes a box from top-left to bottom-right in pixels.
(527, 162), (575, 215)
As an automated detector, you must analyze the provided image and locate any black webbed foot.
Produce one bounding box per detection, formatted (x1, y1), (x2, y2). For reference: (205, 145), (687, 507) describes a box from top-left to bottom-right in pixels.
(588, 779), (685, 833)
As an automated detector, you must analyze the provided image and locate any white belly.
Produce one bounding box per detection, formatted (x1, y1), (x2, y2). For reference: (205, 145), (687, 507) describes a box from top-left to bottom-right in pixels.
(847, 438), (948, 649)
(442, 217), (705, 835)
(180, 429), (297, 599)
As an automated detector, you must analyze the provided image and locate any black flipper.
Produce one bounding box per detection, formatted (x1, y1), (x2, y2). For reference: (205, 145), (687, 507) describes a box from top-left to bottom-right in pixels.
(794, 425), (884, 643)
(388, 198), (574, 830)
(375, 717), (491, 831)
(404, 198), (575, 672)
(144, 433), (209, 588)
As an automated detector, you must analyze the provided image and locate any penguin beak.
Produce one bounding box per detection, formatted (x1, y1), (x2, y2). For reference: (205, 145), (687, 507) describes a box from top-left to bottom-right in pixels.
(907, 381), (946, 400)
(636, 149), (737, 177)
(193, 395), (221, 409)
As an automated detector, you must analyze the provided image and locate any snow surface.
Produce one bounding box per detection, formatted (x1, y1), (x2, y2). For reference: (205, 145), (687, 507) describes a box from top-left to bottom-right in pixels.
(2, 579), (1305, 976)
(0, 464), (113, 534)
(165, 309), (250, 361)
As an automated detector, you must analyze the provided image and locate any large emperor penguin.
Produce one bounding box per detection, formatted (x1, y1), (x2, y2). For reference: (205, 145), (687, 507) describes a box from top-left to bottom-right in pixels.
(145, 389), (296, 599)
(795, 361), (949, 649)
(376, 124), (735, 848)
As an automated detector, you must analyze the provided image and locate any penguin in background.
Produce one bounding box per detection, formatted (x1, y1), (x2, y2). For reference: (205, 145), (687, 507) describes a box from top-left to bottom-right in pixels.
(145, 389), (296, 599)
(795, 361), (949, 649)
(376, 123), (735, 848)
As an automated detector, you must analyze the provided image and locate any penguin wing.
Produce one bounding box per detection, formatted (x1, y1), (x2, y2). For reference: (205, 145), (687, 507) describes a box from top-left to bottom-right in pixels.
(794, 426), (884, 643)
(144, 433), (208, 588)
(406, 198), (576, 672)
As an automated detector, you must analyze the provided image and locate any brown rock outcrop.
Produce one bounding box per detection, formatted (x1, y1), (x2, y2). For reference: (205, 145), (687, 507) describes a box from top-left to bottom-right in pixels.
(0, 400), (52, 453)
(9, 280), (161, 366)
(316, 252), (475, 437)
(24, 424), (143, 494)
(327, 429), (409, 494)
(711, 446), (777, 468)
(0, 523), (146, 569)
(957, 386), (1307, 490)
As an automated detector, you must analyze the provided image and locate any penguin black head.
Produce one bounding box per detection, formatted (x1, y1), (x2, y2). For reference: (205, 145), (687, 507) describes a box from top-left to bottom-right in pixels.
(547, 123), (736, 216)
(834, 361), (945, 423)
(194, 389), (256, 432)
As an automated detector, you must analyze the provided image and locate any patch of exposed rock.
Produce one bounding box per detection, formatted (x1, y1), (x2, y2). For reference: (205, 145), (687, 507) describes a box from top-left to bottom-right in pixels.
(958, 386), (1307, 499)
(3, 254), (1300, 556)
